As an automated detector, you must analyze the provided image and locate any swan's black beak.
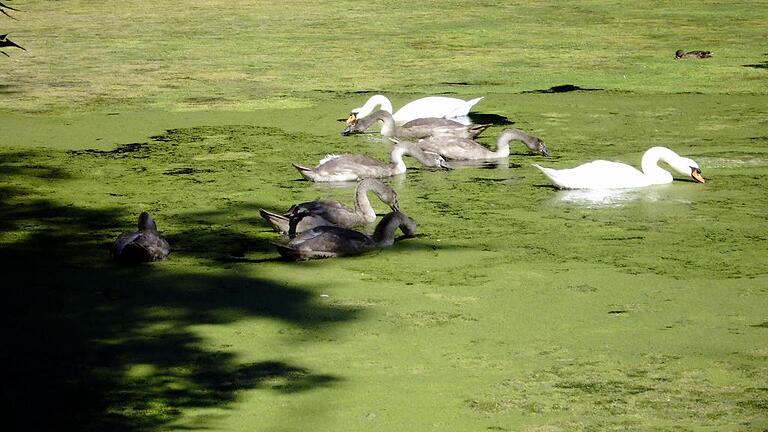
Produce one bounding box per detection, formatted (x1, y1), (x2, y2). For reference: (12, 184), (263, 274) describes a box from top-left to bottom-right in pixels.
(345, 113), (357, 125)
(691, 167), (705, 184)
(539, 142), (551, 157)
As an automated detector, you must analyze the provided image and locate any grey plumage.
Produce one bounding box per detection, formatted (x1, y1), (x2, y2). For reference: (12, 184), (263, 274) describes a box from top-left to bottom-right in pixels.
(342, 109), (490, 139)
(259, 178), (400, 236)
(409, 128), (550, 160)
(272, 211), (417, 260)
(293, 142), (452, 182)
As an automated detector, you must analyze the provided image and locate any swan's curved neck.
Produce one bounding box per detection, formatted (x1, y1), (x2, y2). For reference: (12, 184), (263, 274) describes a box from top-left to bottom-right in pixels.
(373, 213), (405, 247)
(388, 145), (409, 174)
(397, 142), (439, 167)
(640, 146), (680, 184)
(356, 95), (393, 118)
(490, 130), (520, 158)
(500, 129), (541, 155)
(359, 110), (397, 136)
(354, 180), (378, 223)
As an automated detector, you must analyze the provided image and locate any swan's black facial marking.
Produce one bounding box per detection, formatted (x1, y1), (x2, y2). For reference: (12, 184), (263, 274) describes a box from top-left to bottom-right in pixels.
(690, 167), (705, 183)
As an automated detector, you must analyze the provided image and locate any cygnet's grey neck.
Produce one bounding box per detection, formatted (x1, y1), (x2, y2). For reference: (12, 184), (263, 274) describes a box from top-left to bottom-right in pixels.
(373, 212), (414, 246)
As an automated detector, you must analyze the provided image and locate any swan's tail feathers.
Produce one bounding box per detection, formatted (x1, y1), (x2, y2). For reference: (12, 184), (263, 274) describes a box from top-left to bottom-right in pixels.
(467, 96), (484, 106)
(468, 123), (492, 138)
(271, 242), (301, 260)
(318, 154), (342, 165)
(449, 97), (484, 119)
(532, 164), (565, 188)
(292, 163), (316, 181)
(259, 209), (290, 235)
(531, 164), (550, 177)
(465, 97), (484, 112)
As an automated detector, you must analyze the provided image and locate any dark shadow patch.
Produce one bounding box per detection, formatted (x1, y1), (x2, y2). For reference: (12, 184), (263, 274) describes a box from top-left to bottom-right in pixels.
(440, 81), (503, 86)
(0, 151), (72, 179)
(743, 61), (768, 69)
(751, 321), (768, 329)
(0, 84), (21, 94)
(523, 84), (603, 94)
(69, 142), (150, 159)
(0, 144), (359, 431)
(467, 112), (514, 125)
(163, 167), (215, 176)
(608, 310), (629, 315)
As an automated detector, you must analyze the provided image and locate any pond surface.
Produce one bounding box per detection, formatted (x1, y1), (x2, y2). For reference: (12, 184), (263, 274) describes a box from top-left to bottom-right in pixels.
(1, 92), (767, 431)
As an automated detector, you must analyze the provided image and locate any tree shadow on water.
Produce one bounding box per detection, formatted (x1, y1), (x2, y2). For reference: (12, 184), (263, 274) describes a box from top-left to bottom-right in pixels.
(0, 172), (358, 431)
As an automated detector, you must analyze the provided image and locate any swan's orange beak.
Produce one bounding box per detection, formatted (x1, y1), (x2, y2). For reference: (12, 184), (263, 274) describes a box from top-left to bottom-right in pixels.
(691, 168), (705, 183)
(346, 113), (357, 124)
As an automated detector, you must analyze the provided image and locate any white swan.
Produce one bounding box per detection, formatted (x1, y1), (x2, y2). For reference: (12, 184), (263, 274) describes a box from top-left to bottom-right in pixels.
(347, 95), (484, 124)
(533, 146), (705, 189)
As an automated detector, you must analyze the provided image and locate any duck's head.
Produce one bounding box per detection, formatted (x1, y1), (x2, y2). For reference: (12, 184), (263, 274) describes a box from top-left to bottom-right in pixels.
(138, 212), (158, 231)
(346, 112), (359, 125)
(674, 50), (685, 59)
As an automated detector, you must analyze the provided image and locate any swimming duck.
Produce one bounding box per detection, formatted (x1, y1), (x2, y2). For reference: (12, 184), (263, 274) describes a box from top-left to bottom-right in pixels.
(675, 49), (712, 59)
(112, 212), (170, 263)
(411, 128), (550, 160)
(272, 211), (416, 260)
(259, 178), (400, 236)
(347, 95), (484, 124)
(342, 109), (490, 139)
(292, 142), (452, 182)
(533, 146), (705, 189)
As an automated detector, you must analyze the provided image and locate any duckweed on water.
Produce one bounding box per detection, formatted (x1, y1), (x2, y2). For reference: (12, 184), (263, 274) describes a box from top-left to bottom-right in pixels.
(2, 1), (768, 431)
(2, 93), (767, 431)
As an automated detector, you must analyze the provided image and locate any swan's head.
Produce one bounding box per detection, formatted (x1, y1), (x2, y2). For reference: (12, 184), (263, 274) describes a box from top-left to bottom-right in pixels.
(424, 151), (453, 171)
(674, 157), (705, 183)
(532, 138), (551, 157)
(341, 119), (365, 135)
(381, 189), (400, 211)
(397, 212), (417, 237)
(366, 179), (400, 211)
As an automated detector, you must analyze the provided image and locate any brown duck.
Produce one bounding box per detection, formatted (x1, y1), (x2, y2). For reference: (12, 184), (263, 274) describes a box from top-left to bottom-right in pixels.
(675, 50), (712, 59)
(112, 212), (170, 263)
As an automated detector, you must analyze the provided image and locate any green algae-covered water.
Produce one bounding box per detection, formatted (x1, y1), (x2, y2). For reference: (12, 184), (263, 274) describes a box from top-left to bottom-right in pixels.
(2, 1), (768, 431)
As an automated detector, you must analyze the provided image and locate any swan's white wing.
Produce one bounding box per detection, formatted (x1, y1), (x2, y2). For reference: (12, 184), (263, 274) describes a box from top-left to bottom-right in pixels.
(534, 160), (650, 189)
(393, 96), (481, 123)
